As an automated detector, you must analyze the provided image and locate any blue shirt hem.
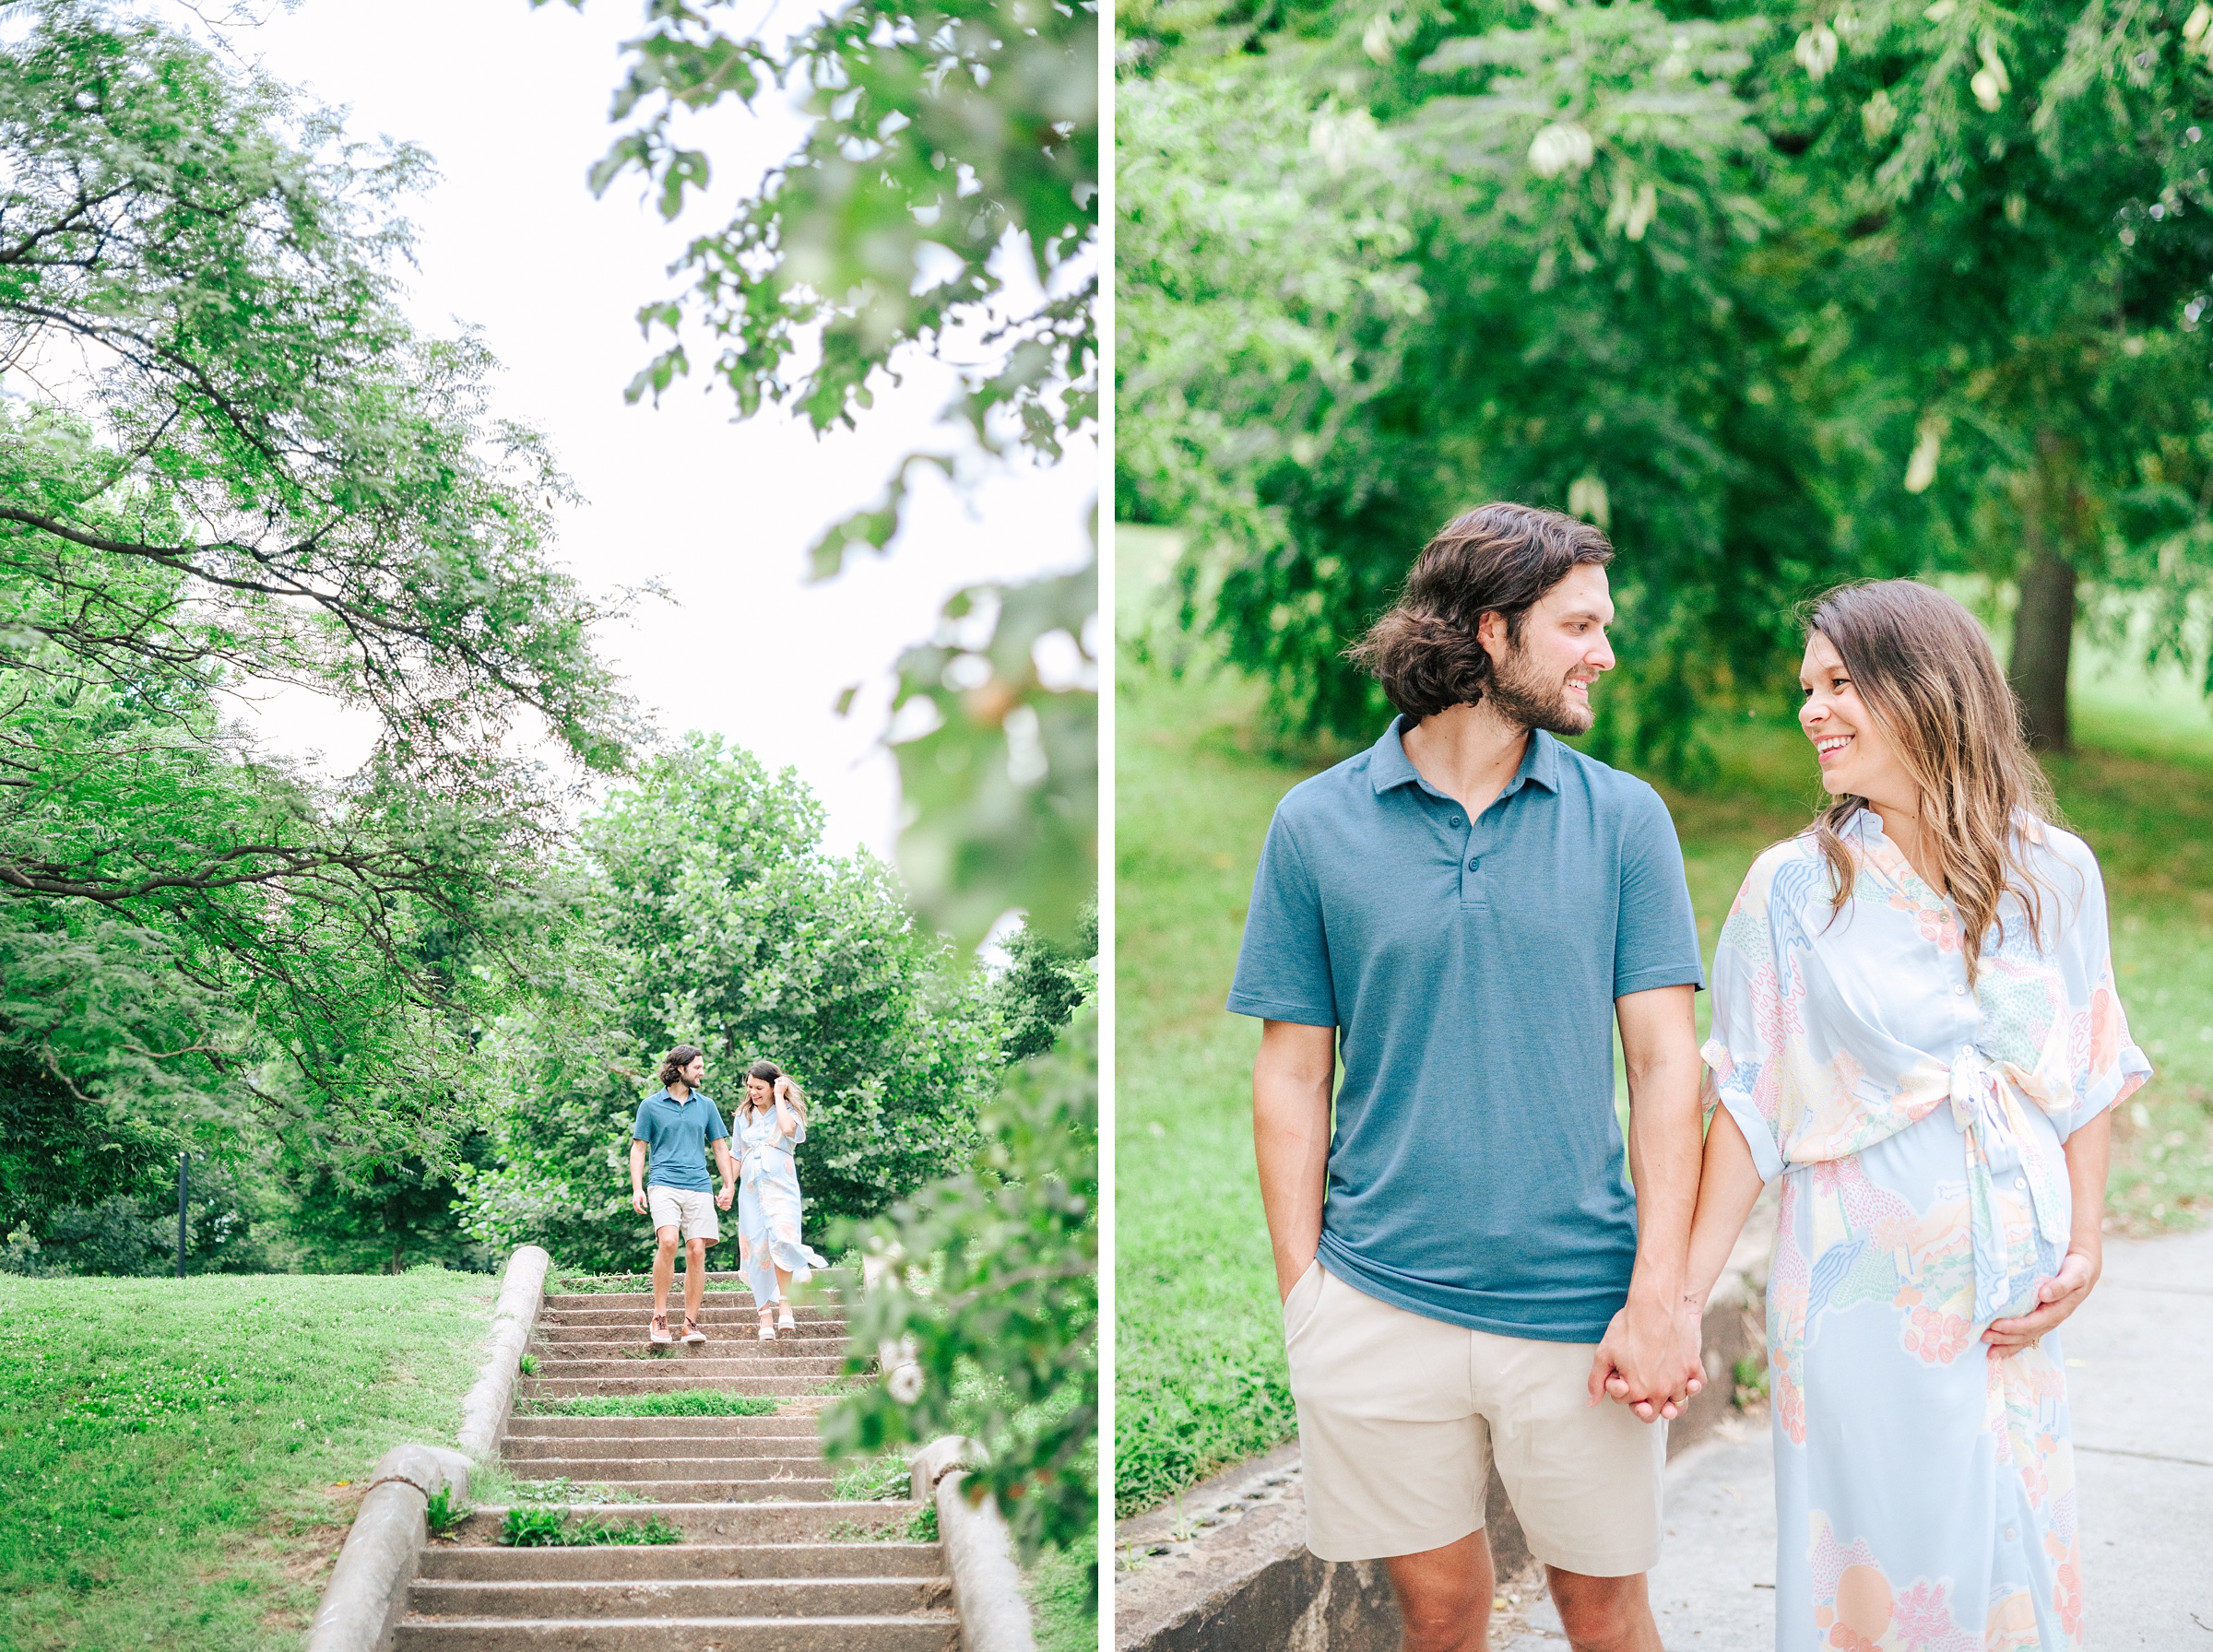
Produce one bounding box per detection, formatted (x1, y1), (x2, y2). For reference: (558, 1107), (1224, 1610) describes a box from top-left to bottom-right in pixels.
(1317, 1233), (1626, 1345)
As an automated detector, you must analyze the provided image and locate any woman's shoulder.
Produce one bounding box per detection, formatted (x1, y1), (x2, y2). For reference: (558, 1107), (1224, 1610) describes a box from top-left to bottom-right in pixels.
(2017, 814), (2098, 873)
(1739, 832), (1825, 900)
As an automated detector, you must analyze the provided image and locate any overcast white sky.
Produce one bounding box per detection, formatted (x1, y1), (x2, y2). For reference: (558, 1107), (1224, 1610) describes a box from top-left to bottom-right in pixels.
(209, 0), (1095, 858)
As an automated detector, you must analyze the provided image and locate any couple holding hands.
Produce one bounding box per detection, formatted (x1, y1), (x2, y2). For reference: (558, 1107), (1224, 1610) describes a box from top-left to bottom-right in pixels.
(628, 1044), (830, 1345)
(1234, 503), (2148, 1652)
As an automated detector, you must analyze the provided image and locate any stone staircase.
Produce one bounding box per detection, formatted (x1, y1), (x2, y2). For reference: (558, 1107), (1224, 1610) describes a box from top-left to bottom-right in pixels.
(396, 1279), (954, 1650)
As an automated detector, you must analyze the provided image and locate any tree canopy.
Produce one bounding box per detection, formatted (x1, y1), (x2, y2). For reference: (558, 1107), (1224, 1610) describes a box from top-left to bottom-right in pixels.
(559, 0), (1100, 943)
(1, 2), (637, 1210)
(458, 735), (1002, 1270)
(1119, 0), (2213, 756)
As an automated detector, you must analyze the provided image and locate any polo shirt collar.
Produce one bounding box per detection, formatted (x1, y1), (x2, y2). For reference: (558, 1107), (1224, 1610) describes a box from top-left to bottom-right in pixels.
(1368, 715), (1562, 798)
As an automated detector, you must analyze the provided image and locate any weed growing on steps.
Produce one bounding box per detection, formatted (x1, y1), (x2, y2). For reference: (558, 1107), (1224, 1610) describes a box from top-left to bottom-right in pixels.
(833, 1451), (914, 1501)
(516, 1354), (538, 1376)
(519, 1391), (782, 1418)
(423, 1486), (470, 1539)
(822, 1504), (937, 1543)
(475, 1468), (650, 1506)
(500, 1508), (682, 1547)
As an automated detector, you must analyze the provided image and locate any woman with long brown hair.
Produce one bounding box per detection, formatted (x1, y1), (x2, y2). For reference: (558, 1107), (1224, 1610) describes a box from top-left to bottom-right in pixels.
(732, 1059), (829, 1340)
(1674, 580), (2148, 1649)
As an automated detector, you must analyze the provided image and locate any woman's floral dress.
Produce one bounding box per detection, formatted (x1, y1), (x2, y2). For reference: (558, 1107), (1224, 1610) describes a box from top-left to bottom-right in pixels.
(1704, 811), (2149, 1652)
(735, 1103), (829, 1307)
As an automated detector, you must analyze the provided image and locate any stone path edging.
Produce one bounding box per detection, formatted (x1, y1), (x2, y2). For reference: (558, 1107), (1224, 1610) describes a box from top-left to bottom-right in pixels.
(306, 1245), (549, 1651)
(455, 1244), (550, 1462)
(912, 1435), (1041, 1652)
(304, 1444), (471, 1652)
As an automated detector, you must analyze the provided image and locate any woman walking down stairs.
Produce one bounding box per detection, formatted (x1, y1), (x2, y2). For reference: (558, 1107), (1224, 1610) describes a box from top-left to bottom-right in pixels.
(396, 1278), (956, 1649)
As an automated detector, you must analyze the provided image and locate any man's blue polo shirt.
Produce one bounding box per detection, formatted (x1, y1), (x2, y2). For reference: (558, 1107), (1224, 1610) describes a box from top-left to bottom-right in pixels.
(1227, 718), (1705, 1341)
(632, 1088), (729, 1194)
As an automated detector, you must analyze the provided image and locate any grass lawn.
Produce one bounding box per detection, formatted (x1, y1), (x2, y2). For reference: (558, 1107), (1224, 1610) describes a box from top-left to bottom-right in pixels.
(0, 1268), (494, 1651)
(1113, 526), (2213, 1519)
(1024, 1533), (1099, 1652)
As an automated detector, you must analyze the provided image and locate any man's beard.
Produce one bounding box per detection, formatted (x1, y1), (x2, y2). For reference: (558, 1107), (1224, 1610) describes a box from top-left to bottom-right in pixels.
(1484, 641), (1595, 737)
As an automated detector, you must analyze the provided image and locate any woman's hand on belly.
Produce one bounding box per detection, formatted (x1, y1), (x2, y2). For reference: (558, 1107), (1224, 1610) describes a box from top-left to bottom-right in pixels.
(1983, 1249), (2100, 1353)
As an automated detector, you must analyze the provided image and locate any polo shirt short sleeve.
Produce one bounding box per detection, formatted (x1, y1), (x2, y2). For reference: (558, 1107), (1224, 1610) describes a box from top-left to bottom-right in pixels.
(1227, 721), (1705, 1342)
(631, 1090), (730, 1194)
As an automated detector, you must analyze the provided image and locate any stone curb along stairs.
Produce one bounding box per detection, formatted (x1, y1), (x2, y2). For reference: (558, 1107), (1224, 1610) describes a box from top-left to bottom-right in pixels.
(306, 1245), (1039, 1652)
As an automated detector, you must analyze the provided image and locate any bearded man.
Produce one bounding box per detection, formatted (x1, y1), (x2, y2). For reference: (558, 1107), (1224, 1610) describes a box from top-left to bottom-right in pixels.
(1228, 502), (1709, 1652)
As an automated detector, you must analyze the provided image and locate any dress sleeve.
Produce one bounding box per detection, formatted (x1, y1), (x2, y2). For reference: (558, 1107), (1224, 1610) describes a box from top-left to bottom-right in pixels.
(2051, 842), (2152, 1139)
(1700, 856), (1789, 1184)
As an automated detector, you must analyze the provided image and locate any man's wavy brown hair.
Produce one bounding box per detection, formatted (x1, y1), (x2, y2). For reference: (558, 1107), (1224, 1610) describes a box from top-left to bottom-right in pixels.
(1805, 580), (2061, 986)
(657, 1045), (704, 1088)
(1346, 502), (1615, 722)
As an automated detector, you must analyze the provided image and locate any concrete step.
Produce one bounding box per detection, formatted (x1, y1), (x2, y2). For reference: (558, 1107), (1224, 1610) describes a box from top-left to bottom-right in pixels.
(542, 1305), (845, 1326)
(537, 1330), (847, 1351)
(534, 1339), (845, 1362)
(519, 1480), (833, 1503)
(506, 1418), (820, 1442)
(450, 1504), (921, 1546)
(393, 1615), (954, 1651)
(418, 1544), (942, 1583)
(515, 1456), (830, 1481)
(406, 1576), (950, 1620)
(504, 1437), (819, 1464)
(525, 1378), (847, 1402)
(535, 1357), (844, 1380)
(542, 1288), (839, 1311)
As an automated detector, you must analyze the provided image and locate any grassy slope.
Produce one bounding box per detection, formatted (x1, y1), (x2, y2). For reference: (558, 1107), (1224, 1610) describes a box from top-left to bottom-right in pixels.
(1113, 529), (2213, 1518)
(0, 1269), (493, 1652)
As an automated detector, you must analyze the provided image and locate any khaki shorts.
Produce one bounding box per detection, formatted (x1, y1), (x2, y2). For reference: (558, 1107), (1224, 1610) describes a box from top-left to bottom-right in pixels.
(647, 1185), (721, 1244)
(1282, 1260), (1664, 1575)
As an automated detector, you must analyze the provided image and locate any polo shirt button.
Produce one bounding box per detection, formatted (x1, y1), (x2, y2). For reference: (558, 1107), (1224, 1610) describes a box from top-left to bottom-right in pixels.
(1467, 857), (1480, 870)
(1449, 816), (1462, 828)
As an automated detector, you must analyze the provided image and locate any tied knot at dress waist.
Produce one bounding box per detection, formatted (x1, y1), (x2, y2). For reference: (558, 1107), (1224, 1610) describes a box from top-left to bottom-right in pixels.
(1946, 1045), (2070, 1320)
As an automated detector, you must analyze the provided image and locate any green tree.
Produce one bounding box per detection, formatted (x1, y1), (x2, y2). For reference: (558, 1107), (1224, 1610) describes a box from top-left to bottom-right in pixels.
(550, 0), (1099, 945)
(458, 734), (1001, 1269)
(823, 1002), (1096, 1566)
(0, 3), (636, 1176)
(1119, 0), (1864, 766)
(988, 905), (1097, 1063)
(1120, 0), (2213, 756)
(1744, 0), (2213, 748)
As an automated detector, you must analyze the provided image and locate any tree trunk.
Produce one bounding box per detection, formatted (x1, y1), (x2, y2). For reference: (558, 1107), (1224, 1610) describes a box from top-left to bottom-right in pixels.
(2008, 547), (2075, 750)
(2008, 436), (2079, 752)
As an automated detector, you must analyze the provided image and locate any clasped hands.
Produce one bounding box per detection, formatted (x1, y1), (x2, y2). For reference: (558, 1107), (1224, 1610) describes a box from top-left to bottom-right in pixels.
(1586, 1295), (1706, 1424)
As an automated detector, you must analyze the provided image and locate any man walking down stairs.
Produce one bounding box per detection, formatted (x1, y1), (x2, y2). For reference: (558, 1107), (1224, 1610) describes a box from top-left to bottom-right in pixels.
(395, 1278), (958, 1648)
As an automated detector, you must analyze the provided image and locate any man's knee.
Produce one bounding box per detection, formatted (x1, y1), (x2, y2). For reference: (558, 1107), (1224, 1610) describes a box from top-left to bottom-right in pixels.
(1385, 1535), (1492, 1652)
(685, 1237), (707, 1264)
(1548, 1572), (1646, 1652)
(655, 1228), (680, 1254)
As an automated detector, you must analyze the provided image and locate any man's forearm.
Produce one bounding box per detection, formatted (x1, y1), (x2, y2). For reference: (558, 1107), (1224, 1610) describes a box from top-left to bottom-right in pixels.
(1618, 986), (1702, 1310)
(1253, 1021), (1336, 1300)
(1625, 1064), (1700, 1305)
(631, 1141), (648, 1189)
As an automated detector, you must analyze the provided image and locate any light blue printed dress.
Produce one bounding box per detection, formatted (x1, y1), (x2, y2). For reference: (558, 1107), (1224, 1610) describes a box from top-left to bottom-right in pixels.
(1704, 811), (2149, 1652)
(735, 1103), (829, 1306)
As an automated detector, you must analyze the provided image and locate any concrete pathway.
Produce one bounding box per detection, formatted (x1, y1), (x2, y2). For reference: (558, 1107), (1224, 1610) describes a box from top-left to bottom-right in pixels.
(1503, 1223), (2213, 1650)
